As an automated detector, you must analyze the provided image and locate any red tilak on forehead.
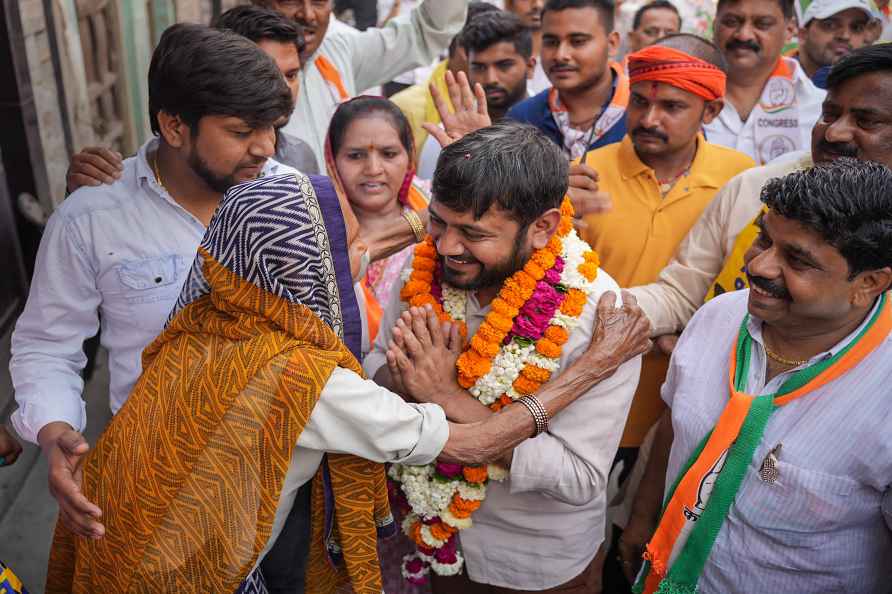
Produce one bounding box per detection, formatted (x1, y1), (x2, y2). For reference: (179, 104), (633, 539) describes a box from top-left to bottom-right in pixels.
(650, 82), (659, 99)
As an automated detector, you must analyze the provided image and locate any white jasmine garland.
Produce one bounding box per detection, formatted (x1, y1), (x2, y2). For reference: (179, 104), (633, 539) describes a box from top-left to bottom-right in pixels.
(440, 508), (473, 530)
(486, 464), (509, 481)
(402, 513), (419, 538)
(441, 285), (467, 322)
(469, 341), (535, 405)
(456, 482), (487, 501)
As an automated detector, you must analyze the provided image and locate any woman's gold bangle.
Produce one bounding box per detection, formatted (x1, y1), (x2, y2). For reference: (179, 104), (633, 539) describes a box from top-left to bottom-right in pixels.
(403, 210), (426, 243)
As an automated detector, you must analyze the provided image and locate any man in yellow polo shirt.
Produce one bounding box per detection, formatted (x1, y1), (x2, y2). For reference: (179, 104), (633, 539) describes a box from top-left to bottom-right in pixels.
(578, 33), (754, 590)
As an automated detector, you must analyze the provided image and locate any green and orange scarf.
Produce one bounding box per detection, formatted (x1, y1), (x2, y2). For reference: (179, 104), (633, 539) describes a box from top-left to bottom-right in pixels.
(635, 293), (891, 594)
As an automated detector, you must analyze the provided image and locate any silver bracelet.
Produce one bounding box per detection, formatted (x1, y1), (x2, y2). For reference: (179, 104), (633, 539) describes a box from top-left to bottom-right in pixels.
(517, 395), (549, 436)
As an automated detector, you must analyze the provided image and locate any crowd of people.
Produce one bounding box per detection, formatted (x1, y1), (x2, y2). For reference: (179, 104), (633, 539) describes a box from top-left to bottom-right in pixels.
(1, 0), (891, 592)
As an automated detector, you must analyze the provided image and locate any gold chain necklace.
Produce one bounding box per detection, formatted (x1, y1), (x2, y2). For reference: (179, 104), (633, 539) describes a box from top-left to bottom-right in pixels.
(153, 154), (167, 193)
(763, 343), (809, 367)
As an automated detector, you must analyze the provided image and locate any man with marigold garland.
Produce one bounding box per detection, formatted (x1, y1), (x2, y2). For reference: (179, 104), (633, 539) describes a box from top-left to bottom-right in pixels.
(364, 120), (644, 594)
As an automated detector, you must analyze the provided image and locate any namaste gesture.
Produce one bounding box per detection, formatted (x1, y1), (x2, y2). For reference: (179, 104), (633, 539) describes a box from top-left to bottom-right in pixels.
(386, 292), (652, 414)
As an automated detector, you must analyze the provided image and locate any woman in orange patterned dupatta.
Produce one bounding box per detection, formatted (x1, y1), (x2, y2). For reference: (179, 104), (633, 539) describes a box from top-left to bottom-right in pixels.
(45, 172), (451, 594)
(325, 96), (429, 347)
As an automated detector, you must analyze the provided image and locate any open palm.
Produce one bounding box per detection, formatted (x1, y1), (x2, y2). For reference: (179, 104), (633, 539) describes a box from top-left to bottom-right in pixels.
(423, 70), (492, 149)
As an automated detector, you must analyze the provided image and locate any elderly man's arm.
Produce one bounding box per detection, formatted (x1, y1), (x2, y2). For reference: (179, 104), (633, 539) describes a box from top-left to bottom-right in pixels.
(313, 292), (649, 470)
(628, 174), (744, 337)
(345, 0), (468, 93)
(389, 292), (651, 466)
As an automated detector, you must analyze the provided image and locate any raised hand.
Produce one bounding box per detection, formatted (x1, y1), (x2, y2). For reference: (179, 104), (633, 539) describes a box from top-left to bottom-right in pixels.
(567, 162), (612, 229)
(422, 70), (492, 149)
(581, 291), (652, 381)
(386, 305), (464, 407)
(66, 147), (123, 194)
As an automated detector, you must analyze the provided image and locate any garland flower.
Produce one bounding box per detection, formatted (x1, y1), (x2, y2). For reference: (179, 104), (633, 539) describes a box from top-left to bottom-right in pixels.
(391, 197), (601, 584)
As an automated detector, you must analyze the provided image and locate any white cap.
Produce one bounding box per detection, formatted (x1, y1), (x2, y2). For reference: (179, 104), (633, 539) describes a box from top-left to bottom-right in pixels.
(802, 0), (875, 25)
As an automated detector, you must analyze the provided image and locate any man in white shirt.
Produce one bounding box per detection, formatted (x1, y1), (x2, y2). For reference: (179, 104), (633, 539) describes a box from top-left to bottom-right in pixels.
(628, 159), (892, 593)
(10, 23), (295, 541)
(254, 0), (469, 169)
(617, 44), (892, 583)
(705, 0), (825, 164)
(367, 122), (643, 593)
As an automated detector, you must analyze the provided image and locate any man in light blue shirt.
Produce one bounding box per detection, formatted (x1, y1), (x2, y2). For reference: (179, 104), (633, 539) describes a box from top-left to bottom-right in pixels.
(10, 24), (295, 541)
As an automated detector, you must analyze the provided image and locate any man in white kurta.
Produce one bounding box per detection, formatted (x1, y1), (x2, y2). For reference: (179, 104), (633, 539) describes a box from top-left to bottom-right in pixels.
(268, 0), (469, 169)
(365, 121), (643, 591)
(365, 262), (641, 590)
(705, 0), (825, 164)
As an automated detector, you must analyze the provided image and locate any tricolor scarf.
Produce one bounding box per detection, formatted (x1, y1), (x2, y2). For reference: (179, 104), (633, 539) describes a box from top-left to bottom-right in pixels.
(46, 174), (391, 594)
(548, 62), (629, 160)
(752, 58), (803, 165)
(323, 96), (429, 342)
(634, 292), (892, 594)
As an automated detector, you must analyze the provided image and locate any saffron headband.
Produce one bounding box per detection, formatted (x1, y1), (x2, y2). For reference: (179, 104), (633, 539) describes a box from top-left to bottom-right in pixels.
(627, 45), (726, 101)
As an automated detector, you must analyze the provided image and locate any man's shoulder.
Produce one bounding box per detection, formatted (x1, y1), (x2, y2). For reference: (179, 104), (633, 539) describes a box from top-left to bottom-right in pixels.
(56, 155), (145, 222)
(790, 58), (827, 105)
(589, 266), (622, 302)
(701, 142), (756, 172)
(274, 135), (319, 174)
(265, 157), (301, 178)
(686, 289), (748, 337)
(390, 82), (429, 115)
(720, 153), (809, 196)
(507, 88), (550, 122)
(582, 140), (623, 168)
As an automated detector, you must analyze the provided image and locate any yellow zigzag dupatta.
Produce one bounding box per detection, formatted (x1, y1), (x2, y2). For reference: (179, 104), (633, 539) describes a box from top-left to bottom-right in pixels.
(635, 293), (891, 594)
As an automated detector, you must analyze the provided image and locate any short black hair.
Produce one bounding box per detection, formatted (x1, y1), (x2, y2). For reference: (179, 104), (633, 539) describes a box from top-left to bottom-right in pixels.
(760, 158), (892, 278)
(654, 33), (727, 72)
(449, 1), (503, 58)
(542, 0), (615, 33)
(462, 11), (533, 59)
(716, 0), (794, 20)
(827, 43), (892, 92)
(328, 96), (414, 157)
(632, 0), (681, 31)
(148, 24), (293, 136)
(213, 5), (306, 56)
(432, 122), (569, 227)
